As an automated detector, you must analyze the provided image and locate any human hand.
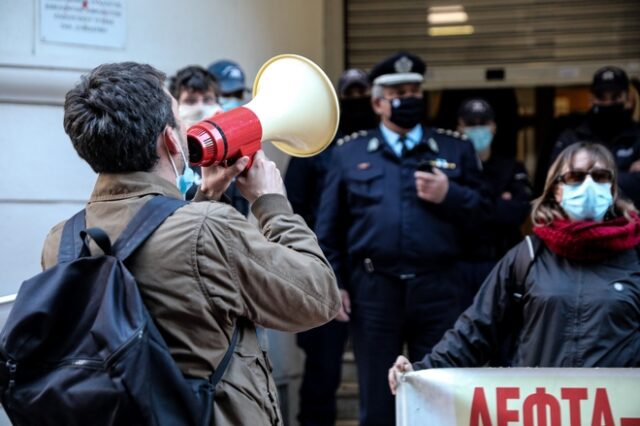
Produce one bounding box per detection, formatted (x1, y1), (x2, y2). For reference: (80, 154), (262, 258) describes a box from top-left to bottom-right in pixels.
(501, 191), (513, 200)
(629, 159), (640, 173)
(335, 289), (351, 322)
(415, 167), (449, 204)
(236, 150), (285, 203)
(388, 355), (413, 395)
(199, 156), (250, 200)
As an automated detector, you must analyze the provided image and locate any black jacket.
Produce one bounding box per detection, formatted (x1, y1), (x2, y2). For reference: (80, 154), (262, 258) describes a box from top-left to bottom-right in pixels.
(415, 238), (640, 368)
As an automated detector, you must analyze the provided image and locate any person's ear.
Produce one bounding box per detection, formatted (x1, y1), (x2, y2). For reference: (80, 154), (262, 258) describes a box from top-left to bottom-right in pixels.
(162, 126), (180, 155)
(371, 97), (384, 115)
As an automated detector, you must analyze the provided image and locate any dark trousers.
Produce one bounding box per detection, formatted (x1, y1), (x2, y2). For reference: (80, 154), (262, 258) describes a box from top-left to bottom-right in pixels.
(349, 264), (465, 426)
(296, 320), (349, 426)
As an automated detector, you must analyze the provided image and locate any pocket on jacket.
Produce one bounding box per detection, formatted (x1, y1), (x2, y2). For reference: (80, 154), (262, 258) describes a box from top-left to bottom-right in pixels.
(345, 168), (384, 208)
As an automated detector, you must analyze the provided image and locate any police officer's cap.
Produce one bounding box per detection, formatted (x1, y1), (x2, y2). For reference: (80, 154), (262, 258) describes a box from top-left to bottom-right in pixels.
(338, 69), (370, 97)
(591, 66), (629, 95)
(458, 98), (495, 125)
(368, 52), (426, 86)
(207, 59), (247, 94)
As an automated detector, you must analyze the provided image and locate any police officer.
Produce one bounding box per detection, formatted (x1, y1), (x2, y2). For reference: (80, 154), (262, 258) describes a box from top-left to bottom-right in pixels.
(456, 98), (532, 309)
(551, 66), (640, 207)
(285, 68), (376, 426)
(315, 52), (492, 426)
(286, 68), (376, 227)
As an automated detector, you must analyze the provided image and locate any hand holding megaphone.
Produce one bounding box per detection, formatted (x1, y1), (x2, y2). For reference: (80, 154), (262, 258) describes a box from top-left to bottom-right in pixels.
(186, 54), (340, 169)
(236, 150), (285, 203)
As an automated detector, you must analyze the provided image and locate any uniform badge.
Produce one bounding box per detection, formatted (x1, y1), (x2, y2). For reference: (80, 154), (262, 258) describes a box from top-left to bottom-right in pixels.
(616, 147), (633, 158)
(427, 138), (439, 153)
(434, 158), (456, 170)
(394, 56), (413, 73)
(367, 137), (380, 152)
(357, 162), (371, 170)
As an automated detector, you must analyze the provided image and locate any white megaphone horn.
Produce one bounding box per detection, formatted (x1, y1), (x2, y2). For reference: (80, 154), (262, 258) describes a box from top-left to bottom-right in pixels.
(187, 54), (340, 168)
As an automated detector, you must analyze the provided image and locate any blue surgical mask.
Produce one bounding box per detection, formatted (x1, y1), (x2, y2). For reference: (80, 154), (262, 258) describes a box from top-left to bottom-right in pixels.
(464, 126), (493, 152)
(219, 97), (245, 111)
(166, 134), (201, 196)
(561, 178), (612, 221)
(176, 166), (201, 195)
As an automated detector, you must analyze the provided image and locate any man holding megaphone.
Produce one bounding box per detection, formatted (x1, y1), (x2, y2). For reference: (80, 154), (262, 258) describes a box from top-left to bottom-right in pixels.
(42, 60), (342, 425)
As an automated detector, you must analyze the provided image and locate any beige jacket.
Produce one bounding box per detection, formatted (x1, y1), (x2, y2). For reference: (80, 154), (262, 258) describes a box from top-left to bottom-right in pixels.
(41, 172), (341, 426)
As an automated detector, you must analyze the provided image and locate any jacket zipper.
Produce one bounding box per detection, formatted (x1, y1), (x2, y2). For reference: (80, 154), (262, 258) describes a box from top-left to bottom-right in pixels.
(6, 359), (16, 391)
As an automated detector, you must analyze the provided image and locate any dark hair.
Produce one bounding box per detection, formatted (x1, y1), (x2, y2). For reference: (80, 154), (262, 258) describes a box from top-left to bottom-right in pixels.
(63, 62), (176, 173)
(168, 66), (219, 99)
(531, 142), (636, 225)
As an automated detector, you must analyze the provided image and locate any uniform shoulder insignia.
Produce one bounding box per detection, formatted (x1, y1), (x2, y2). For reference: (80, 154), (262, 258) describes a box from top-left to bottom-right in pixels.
(367, 137), (380, 152)
(351, 131), (365, 139)
(436, 128), (466, 140)
(336, 137), (345, 146)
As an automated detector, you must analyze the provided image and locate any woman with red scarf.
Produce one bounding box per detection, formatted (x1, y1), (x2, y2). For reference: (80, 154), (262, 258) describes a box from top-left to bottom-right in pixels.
(388, 142), (640, 392)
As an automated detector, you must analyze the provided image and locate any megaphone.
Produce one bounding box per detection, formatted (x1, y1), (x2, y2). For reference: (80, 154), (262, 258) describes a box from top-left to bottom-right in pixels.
(187, 54), (339, 167)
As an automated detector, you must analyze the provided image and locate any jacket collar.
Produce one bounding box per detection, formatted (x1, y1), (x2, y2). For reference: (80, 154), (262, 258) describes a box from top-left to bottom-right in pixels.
(89, 172), (183, 202)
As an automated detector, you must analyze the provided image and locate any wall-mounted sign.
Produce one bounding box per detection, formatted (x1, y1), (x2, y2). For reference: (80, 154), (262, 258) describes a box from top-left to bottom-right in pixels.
(40, 0), (126, 49)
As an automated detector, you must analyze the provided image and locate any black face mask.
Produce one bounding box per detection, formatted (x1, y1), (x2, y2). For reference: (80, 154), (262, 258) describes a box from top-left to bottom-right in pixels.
(387, 96), (425, 129)
(588, 103), (632, 139)
(339, 97), (378, 134)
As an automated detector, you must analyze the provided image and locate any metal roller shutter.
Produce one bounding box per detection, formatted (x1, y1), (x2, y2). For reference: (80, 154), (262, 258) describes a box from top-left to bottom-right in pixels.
(345, 0), (640, 87)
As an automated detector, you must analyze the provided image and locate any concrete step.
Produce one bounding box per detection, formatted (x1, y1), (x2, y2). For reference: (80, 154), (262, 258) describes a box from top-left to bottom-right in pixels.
(341, 350), (358, 383)
(336, 381), (359, 421)
(335, 420), (359, 426)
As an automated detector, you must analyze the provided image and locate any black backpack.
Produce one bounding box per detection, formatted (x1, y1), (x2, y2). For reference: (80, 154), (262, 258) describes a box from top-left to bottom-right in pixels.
(0, 196), (238, 426)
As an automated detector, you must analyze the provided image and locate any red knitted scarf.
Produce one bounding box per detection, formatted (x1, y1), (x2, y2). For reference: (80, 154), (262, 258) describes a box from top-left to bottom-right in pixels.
(533, 214), (640, 261)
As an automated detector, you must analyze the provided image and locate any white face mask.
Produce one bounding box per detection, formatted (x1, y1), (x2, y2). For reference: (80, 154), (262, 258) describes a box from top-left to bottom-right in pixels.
(178, 104), (222, 127)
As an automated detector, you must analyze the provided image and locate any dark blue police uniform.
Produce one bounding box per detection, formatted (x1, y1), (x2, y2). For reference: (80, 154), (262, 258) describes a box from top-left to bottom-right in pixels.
(459, 154), (532, 310)
(315, 125), (492, 426)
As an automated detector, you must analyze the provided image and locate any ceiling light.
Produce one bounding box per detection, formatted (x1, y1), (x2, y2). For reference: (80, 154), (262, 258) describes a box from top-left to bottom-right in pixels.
(427, 5), (468, 25)
(428, 25), (475, 37)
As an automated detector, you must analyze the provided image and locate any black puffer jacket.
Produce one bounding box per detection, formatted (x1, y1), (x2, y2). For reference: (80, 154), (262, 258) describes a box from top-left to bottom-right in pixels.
(415, 239), (640, 368)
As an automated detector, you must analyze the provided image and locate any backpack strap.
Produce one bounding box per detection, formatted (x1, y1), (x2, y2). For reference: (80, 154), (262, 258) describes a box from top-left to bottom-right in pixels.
(58, 209), (87, 263)
(209, 323), (240, 387)
(511, 234), (542, 301)
(112, 196), (188, 261)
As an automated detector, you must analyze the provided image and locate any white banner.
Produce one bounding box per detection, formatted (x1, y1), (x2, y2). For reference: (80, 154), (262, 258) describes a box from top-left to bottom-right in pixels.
(396, 368), (640, 426)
